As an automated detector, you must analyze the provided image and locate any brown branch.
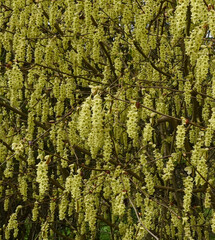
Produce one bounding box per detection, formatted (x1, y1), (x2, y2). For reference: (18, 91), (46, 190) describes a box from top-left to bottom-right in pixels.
(108, 92), (181, 122)
(41, 8), (64, 36)
(138, 83), (215, 102)
(0, 139), (13, 152)
(0, 139), (28, 165)
(34, 62), (73, 77)
(73, 145), (145, 182)
(133, 40), (171, 78)
(75, 145), (202, 193)
(54, 23), (64, 36)
(90, 15), (98, 27)
(0, 96), (27, 118)
(1, 4), (12, 11)
(49, 225), (74, 240)
(147, 1), (165, 33)
(0, 138), (30, 165)
(0, 97), (48, 130)
(90, 15), (117, 80)
(154, 184), (207, 193)
(49, 177), (65, 190)
(172, 171), (183, 210)
(186, 4), (191, 37)
(81, 58), (103, 77)
(96, 215), (119, 230)
(80, 164), (109, 172)
(135, 0), (145, 13)
(0, 28), (14, 34)
(203, 0), (208, 7)
(184, 155), (215, 193)
(120, 176), (160, 240)
(33, 62), (105, 85)
(99, 41), (117, 81)
(130, 178), (181, 218)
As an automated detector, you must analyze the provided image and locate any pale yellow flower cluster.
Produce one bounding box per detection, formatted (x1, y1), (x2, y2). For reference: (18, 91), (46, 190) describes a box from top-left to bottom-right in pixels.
(163, 153), (177, 181)
(78, 96), (92, 141)
(18, 175), (28, 201)
(185, 27), (205, 65)
(183, 176), (193, 213)
(195, 153), (208, 186)
(112, 192), (126, 216)
(176, 123), (186, 149)
(84, 193), (97, 232)
(103, 128), (112, 162)
(171, 0), (189, 44)
(7, 64), (23, 107)
(5, 205), (22, 239)
(142, 123), (153, 145)
(204, 189), (211, 208)
(195, 47), (209, 91)
(88, 94), (104, 158)
(36, 160), (49, 200)
(127, 104), (139, 146)
(1, 0), (215, 238)
(190, 0), (208, 24)
(212, 211), (215, 233)
(59, 192), (69, 220)
(32, 201), (39, 221)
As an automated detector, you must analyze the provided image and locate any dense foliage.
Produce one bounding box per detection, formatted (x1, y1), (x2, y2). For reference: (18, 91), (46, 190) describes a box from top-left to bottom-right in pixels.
(1, 0), (215, 239)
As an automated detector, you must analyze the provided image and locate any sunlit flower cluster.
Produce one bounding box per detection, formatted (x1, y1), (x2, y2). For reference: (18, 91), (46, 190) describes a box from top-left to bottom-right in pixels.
(0, 0), (215, 239)
(176, 122), (186, 149)
(36, 160), (49, 200)
(183, 176), (193, 213)
(5, 205), (22, 239)
(127, 104), (139, 146)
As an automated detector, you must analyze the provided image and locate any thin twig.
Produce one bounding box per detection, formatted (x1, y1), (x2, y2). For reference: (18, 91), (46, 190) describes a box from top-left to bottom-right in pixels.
(135, 0), (145, 13)
(99, 41), (117, 81)
(133, 40), (171, 78)
(120, 176), (159, 240)
(0, 97), (48, 130)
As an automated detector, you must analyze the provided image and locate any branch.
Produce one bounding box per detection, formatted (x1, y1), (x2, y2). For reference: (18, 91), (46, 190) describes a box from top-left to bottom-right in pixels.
(49, 177), (65, 190)
(49, 225), (74, 240)
(203, 0), (208, 7)
(135, 0), (145, 13)
(41, 8), (64, 37)
(120, 176), (160, 240)
(0, 96), (27, 118)
(96, 215), (119, 230)
(184, 155), (215, 193)
(39, 143), (207, 194)
(0, 139), (14, 152)
(82, 58), (103, 77)
(130, 178), (181, 219)
(34, 62), (105, 85)
(147, 1), (165, 33)
(154, 184), (207, 193)
(108, 92), (181, 123)
(133, 40), (171, 78)
(0, 97), (48, 130)
(1, 4), (12, 11)
(73, 145), (145, 182)
(99, 41), (117, 81)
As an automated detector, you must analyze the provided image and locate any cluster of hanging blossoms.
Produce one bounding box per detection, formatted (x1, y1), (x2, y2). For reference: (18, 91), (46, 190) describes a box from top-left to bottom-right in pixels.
(1, 0), (215, 239)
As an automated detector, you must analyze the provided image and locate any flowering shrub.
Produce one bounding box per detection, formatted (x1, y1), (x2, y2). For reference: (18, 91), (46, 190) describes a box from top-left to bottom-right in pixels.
(0, 0), (215, 239)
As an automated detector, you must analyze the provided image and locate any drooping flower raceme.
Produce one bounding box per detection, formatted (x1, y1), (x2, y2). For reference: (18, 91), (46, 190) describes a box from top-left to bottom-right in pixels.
(176, 121), (186, 149)
(183, 175), (193, 213)
(78, 96), (92, 141)
(88, 94), (104, 159)
(5, 205), (22, 239)
(127, 104), (139, 147)
(36, 160), (49, 200)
